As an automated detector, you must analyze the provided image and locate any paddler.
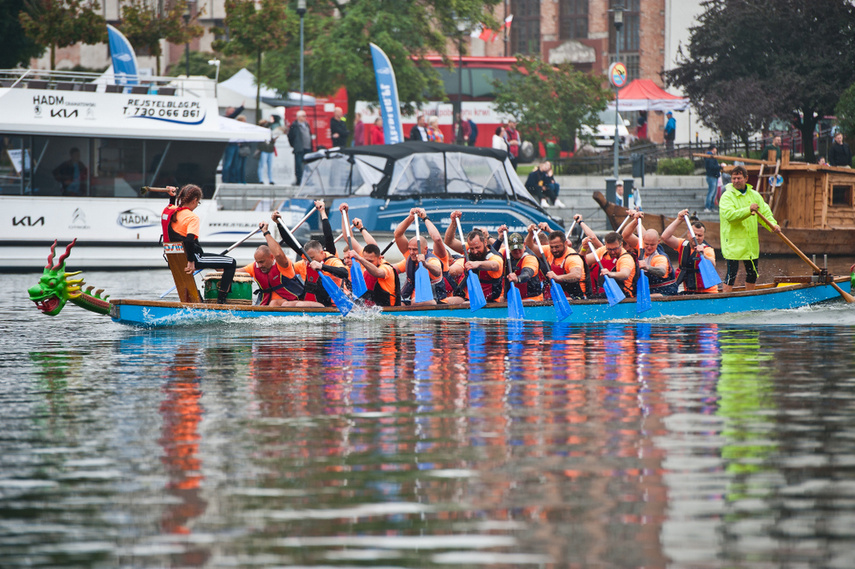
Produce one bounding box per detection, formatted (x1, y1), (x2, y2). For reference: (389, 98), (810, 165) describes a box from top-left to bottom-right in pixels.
(443, 211), (503, 304)
(661, 209), (718, 294)
(582, 231), (637, 299)
(621, 212), (678, 295)
(525, 221), (588, 300)
(390, 208), (446, 305)
(237, 221), (319, 307)
(496, 227), (543, 301)
(341, 203), (401, 306)
(162, 184), (235, 304)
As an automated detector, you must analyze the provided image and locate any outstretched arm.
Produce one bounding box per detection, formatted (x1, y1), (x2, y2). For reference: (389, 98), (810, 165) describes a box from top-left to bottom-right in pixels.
(578, 218), (602, 249)
(393, 209), (416, 255)
(314, 200), (337, 255)
(420, 209), (447, 259)
(444, 210), (465, 254)
(260, 222), (290, 269)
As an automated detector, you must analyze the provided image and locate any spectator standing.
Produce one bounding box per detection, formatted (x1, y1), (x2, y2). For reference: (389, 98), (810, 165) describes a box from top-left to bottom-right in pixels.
(409, 115), (428, 141)
(454, 113), (471, 145)
(829, 132), (852, 167)
(427, 116), (444, 142)
(506, 120), (521, 168)
(287, 110), (313, 185)
(353, 112), (365, 146)
(233, 116), (250, 184)
(366, 117), (385, 145)
(256, 118), (279, 185)
(52, 147), (88, 196)
(760, 135), (783, 162)
(467, 118), (479, 146)
(636, 111), (648, 140)
(221, 102), (245, 183)
(704, 144), (722, 212)
(663, 111), (676, 151)
(329, 106), (349, 148)
(492, 126), (509, 153)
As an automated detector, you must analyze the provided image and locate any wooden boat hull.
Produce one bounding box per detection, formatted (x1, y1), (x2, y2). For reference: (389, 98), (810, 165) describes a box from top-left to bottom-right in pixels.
(109, 278), (851, 327)
(593, 191), (854, 257)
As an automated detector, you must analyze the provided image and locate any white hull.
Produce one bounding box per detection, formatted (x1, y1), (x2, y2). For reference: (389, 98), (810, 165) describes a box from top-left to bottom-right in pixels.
(2, 196), (306, 270)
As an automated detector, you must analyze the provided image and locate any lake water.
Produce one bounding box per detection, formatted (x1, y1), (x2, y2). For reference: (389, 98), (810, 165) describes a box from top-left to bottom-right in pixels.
(4, 270), (855, 568)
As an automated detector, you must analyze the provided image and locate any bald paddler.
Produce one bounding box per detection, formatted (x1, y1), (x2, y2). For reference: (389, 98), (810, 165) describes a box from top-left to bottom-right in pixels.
(621, 211), (678, 295)
(392, 208), (447, 305)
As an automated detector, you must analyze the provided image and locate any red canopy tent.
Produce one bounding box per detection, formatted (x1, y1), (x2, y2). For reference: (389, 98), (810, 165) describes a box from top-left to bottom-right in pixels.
(606, 79), (689, 112)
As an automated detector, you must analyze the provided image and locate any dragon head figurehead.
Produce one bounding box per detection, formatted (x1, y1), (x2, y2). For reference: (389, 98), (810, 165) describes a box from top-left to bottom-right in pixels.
(28, 240), (112, 316)
(29, 239), (84, 316)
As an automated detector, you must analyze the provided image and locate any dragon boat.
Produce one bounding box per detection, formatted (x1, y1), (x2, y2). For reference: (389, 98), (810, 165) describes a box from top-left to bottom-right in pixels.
(28, 239), (853, 328)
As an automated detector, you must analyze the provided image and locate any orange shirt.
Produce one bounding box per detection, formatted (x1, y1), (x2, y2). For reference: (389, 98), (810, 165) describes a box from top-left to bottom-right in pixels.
(595, 246), (636, 295)
(294, 256), (345, 288)
(172, 209), (200, 237)
(369, 259), (398, 300)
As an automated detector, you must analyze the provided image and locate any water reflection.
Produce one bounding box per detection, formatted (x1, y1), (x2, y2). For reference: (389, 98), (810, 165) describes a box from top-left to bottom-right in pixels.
(4, 317), (855, 567)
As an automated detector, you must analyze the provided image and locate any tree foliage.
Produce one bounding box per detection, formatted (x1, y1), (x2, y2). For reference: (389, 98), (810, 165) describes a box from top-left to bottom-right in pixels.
(119, 0), (204, 76)
(1, 0), (43, 68)
(665, 0), (855, 162)
(835, 82), (855, 138)
(19, 0), (106, 70)
(492, 56), (611, 151)
(263, 0), (500, 125)
(214, 0), (292, 122)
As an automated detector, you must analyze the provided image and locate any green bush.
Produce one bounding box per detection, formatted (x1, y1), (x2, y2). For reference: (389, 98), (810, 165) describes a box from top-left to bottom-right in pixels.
(656, 157), (696, 175)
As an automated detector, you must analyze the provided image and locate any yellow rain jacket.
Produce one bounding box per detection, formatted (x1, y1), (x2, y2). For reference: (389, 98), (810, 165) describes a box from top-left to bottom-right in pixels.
(719, 183), (777, 260)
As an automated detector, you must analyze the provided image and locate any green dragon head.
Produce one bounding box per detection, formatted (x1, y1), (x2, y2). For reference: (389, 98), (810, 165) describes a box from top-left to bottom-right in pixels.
(28, 239), (85, 316)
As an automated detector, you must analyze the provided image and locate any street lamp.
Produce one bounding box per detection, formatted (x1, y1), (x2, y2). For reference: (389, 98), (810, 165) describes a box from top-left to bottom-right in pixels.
(183, 2), (193, 78)
(297, 0), (306, 110)
(208, 58), (220, 97)
(611, 3), (624, 182)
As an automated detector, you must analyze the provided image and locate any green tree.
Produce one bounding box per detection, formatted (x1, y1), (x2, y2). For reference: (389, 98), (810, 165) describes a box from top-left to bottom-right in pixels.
(665, 0), (855, 162)
(19, 0), (107, 70)
(214, 0), (291, 123)
(119, 0), (204, 76)
(263, 0), (500, 127)
(492, 56), (611, 153)
(835, 82), (855, 138)
(1, 0), (43, 67)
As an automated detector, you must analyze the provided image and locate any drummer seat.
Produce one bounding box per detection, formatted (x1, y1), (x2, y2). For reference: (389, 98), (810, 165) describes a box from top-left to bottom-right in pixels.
(163, 242), (202, 303)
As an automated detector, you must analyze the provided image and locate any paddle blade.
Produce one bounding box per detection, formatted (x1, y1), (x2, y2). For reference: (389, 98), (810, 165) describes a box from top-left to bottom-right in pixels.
(698, 257), (722, 288)
(636, 272), (652, 313)
(603, 275), (626, 307)
(414, 265), (434, 304)
(320, 273), (353, 316)
(467, 271), (487, 311)
(550, 279), (573, 321)
(350, 262), (368, 298)
(508, 283), (525, 320)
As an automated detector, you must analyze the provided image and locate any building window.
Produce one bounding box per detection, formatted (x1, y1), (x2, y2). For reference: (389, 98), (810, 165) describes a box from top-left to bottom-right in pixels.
(560, 0), (588, 40)
(511, 0), (541, 55)
(830, 184), (854, 207)
(608, 0), (639, 80)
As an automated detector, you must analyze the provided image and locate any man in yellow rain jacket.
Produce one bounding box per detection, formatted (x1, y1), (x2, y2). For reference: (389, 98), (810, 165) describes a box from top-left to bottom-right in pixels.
(719, 165), (781, 293)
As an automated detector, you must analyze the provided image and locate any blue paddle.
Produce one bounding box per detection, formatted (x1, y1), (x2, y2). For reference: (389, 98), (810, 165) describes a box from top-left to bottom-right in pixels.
(280, 223), (353, 316)
(683, 214), (721, 288)
(342, 210), (368, 298)
(635, 223), (652, 313)
(502, 232), (525, 320)
(456, 218), (487, 311)
(413, 217), (434, 303)
(591, 246), (626, 307)
(534, 227), (573, 321)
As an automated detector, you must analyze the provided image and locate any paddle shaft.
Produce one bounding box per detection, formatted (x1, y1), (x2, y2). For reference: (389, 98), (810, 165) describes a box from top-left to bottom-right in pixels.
(683, 214), (704, 251)
(754, 211), (855, 303)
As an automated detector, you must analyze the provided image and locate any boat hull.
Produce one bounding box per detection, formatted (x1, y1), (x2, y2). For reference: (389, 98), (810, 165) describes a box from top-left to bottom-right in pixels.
(109, 278), (850, 327)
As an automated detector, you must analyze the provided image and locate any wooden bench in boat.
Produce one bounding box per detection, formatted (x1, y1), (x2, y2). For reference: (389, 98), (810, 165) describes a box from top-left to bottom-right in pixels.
(163, 242), (201, 303)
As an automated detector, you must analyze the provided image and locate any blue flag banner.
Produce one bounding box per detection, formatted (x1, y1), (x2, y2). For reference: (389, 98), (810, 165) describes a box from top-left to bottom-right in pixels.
(107, 24), (139, 86)
(369, 43), (403, 144)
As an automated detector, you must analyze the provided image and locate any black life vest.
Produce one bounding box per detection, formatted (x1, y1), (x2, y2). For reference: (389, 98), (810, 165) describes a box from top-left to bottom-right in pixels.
(469, 250), (503, 302)
(401, 250), (446, 302)
(508, 252), (543, 299)
(677, 239), (711, 291)
(643, 245), (678, 294)
(253, 263), (305, 305)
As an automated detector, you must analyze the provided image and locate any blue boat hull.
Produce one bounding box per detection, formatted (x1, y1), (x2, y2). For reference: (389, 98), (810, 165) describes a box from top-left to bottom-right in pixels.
(109, 279), (850, 328)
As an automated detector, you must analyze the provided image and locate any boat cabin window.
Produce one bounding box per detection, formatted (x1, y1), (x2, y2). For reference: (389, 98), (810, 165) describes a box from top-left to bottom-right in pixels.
(0, 135), (222, 198)
(298, 154), (386, 197)
(830, 184), (854, 207)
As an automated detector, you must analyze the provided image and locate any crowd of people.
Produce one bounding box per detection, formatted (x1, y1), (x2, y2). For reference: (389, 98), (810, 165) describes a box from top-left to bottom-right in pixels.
(160, 166), (780, 308)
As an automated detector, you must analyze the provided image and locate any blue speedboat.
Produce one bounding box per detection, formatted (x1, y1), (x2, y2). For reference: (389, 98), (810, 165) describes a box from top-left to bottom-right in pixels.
(285, 141), (564, 236)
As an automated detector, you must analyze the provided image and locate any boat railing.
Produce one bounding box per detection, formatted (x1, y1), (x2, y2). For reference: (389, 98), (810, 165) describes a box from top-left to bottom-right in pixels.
(213, 184), (301, 211)
(0, 69), (215, 98)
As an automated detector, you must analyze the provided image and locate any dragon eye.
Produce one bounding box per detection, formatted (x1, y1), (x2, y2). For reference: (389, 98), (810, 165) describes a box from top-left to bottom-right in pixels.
(47, 280), (56, 288)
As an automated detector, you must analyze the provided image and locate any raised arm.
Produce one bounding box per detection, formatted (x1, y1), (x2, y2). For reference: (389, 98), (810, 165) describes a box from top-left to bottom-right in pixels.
(352, 217), (377, 249)
(621, 212), (642, 250)
(259, 222), (291, 268)
(393, 209), (417, 255)
(577, 215), (602, 249)
(444, 210), (465, 254)
(660, 209), (689, 251)
(339, 203), (363, 255)
(315, 200), (337, 255)
(419, 209), (447, 259)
